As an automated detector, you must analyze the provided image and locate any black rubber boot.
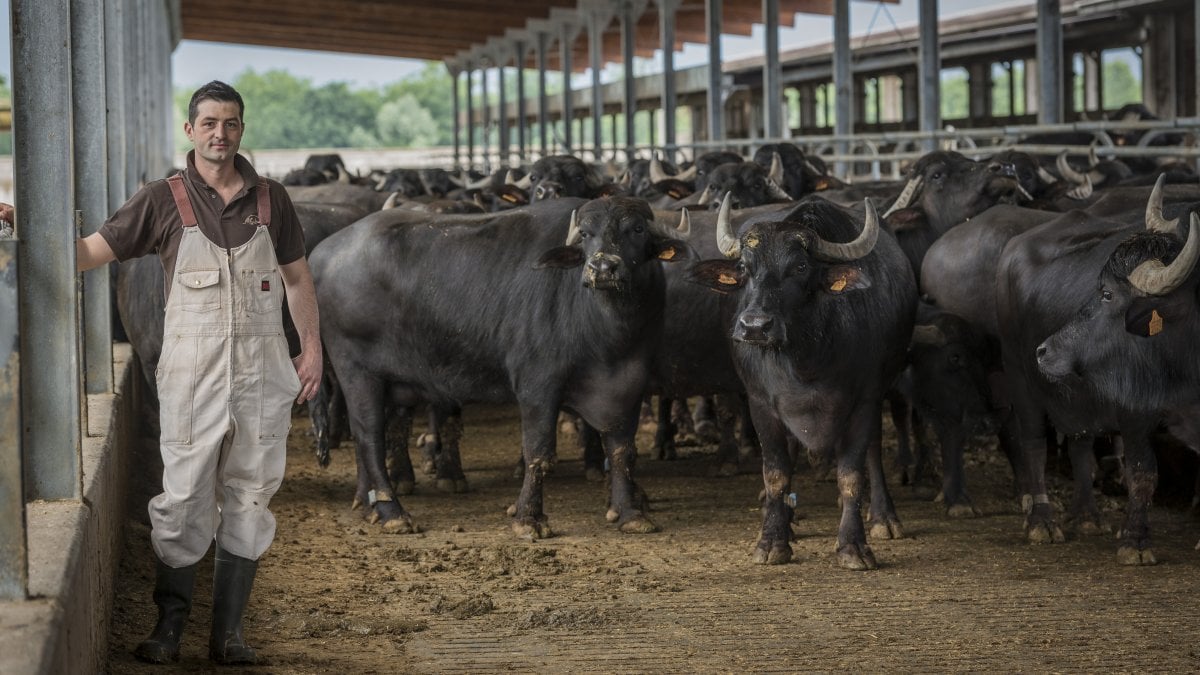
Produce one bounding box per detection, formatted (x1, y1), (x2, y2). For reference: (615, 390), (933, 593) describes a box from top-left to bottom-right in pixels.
(209, 546), (260, 665)
(134, 559), (198, 664)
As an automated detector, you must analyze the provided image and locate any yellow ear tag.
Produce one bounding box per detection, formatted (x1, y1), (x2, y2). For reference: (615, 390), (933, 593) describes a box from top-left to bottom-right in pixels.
(1148, 309), (1164, 336)
(658, 248), (676, 261)
(718, 273), (740, 285)
(501, 193), (519, 203)
(830, 278), (847, 292)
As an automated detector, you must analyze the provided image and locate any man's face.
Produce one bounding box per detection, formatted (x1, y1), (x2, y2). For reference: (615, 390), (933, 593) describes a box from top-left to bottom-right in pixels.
(184, 99), (243, 166)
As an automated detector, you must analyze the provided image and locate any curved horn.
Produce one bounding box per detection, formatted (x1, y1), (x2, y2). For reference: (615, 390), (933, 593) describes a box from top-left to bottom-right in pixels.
(882, 176), (923, 218)
(768, 152), (785, 185)
(418, 172), (436, 196)
(715, 194), (740, 258)
(649, 154), (671, 184)
(336, 164), (351, 184)
(565, 209), (582, 246)
(382, 191), (400, 210)
(649, 208), (691, 240)
(696, 185), (713, 206)
(911, 324), (947, 347)
(674, 164), (698, 182)
(1065, 174), (1093, 200)
(1128, 212), (1200, 296)
(514, 173), (533, 190)
(811, 198), (881, 262)
(1088, 143), (1099, 169)
(466, 173), (493, 190)
(1037, 166), (1059, 185)
(1146, 174), (1180, 233)
(447, 172), (466, 188)
(804, 159), (824, 176)
(1056, 151), (1087, 184)
(505, 169), (519, 186)
(765, 179), (793, 202)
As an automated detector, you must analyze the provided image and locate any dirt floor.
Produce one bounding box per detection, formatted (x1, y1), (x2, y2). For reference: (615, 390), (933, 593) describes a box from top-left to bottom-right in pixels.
(107, 403), (1200, 673)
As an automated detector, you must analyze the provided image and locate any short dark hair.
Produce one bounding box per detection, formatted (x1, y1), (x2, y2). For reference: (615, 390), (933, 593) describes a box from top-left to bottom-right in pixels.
(188, 81), (244, 124)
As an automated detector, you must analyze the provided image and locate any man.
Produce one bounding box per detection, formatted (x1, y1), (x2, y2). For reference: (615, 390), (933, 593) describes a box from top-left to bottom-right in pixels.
(76, 81), (321, 665)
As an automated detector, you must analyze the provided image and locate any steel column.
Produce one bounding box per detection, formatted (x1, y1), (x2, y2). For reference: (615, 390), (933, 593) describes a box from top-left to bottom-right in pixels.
(762, 0), (782, 138)
(13, 0), (82, 501)
(537, 32), (550, 154)
(450, 65), (461, 169)
(561, 25), (574, 152)
(497, 60), (508, 166)
(918, 0), (940, 151)
(466, 66), (475, 170)
(105, 0), (127, 209)
(1036, 0), (1063, 124)
(589, 10), (605, 161)
(124, 0), (138, 194)
(833, 0), (852, 174)
(515, 41), (527, 162)
(481, 62), (492, 173)
(621, 2), (637, 161)
(1196, 0), (1200, 116)
(657, 0), (679, 159)
(705, 0), (724, 142)
(0, 238), (25, 600)
(72, 0), (112, 396)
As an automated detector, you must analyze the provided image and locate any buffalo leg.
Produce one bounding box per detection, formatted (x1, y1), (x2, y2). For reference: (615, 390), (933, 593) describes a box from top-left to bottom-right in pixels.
(1117, 430), (1158, 565)
(866, 406), (904, 541)
(692, 396), (719, 444)
(711, 394), (742, 477)
(1010, 388), (1064, 544)
(433, 406), (469, 493)
(836, 405), (880, 570)
(650, 396), (677, 461)
(603, 417), (657, 533)
(932, 417), (980, 517)
(747, 402), (794, 565)
(579, 420), (605, 482)
(342, 376), (415, 533)
(1065, 435), (1106, 534)
(309, 368), (337, 468)
(510, 401), (558, 539)
(886, 390), (914, 484)
(385, 404), (416, 495)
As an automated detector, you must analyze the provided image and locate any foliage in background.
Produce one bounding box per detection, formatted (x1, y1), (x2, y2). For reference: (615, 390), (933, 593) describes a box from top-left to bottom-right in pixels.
(0, 75), (10, 155)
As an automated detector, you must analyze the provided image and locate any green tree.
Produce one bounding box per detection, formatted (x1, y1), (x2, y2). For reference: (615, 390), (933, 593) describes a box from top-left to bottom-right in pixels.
(377, 95), (438, 147)
(940, 69), (968, 120)
(0, 75), (11, 155)
(1103, 56), (1141, 109)
(384, 62), (454, 146)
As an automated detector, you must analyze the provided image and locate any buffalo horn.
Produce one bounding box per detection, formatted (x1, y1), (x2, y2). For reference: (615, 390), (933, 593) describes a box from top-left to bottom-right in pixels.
(466, 174), (493, 190)
(1128, 212), (1200, 296)
(696, 185), (713, 206)
(766, 179), (793, 202)
(1146, 174), (1180, 233)
(882, 175), (923, 218)
(768, 152), (785, 185)
(715, 194), (739, 258)
(447, 172), (466, 188)
(1065, 174), (1093, 200)
(418, 172), (435, 196)
(1088, 144), (1099, 168)
(505, 169), (519, 186)
(811, 198), (880, 262)
(804, 159), (824, 176)
(565, 209), (582, 246)
(1056, 151), (1087, 185)
(382, 191), (400, 210)
(675, 163), (698, 182)
(649, 153), (670, 184)
(514, 173), (533, 190)
(1037, 166), (1059, 185)
(336, 164), (351, 184)
(911, 324), (947, 347)
(650, 208), (691, 240)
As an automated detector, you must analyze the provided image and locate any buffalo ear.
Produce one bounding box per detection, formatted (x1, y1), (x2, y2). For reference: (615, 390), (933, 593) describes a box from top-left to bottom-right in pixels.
(1124, 292), (1191, 337)
(886, 207), (926, 232)
(534, 246), (585, 269)
(824, 265), (872, 294)
(688, 259), (745, 293)
(653, 238), (693, 263)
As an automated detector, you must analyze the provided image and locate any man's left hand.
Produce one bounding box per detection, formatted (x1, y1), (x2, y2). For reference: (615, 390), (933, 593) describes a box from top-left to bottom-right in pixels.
(292, 344), (323, 404)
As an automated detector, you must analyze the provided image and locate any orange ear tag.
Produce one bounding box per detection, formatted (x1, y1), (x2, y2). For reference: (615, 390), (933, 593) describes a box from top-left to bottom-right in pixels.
(830, 278), (847, 292)
(1148, 309), (1163, 336)
(658, 248), (676, 261)
(718, 273), (740, 285)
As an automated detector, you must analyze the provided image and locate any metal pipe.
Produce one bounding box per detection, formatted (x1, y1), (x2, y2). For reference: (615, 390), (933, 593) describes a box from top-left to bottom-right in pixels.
(466, 66), (475, 171)
(658, 0), (679, 160)
(72, 0), (112, 396)
(13, 0), (83, 501)
(537, 32), (549, 155)
(561, 24), (574, 153)
(481, 62), (492, 173)
(589, 10), (604, 161)
(763, 0), (782, 138)
(705, 0), (724, 142)
(515, 41), (527, 162)
(125, 0), (139, 194)
(1036, 0), (1063, 124)
(621, 2), (637, 162)
(105, 0), (127, 211)
(919, 0), (940, 152)
(450, 66), (461, 170)
(833, 0), (852, 174)
(497, 61), (508, 167)
(0, 238), (26, 600)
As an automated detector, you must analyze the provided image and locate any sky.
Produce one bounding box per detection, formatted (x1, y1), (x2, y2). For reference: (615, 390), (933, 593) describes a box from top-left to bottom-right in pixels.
(0, 0), (1009, 91)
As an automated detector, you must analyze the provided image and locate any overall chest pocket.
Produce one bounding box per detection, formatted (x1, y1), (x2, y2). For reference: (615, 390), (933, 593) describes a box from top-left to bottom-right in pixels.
(176, 269), (221, 313)
(242, 269), (283, 314)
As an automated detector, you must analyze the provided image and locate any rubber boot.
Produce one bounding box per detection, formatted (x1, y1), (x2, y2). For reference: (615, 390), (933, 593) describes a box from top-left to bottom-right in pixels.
(134, 559), (198, 664)
(208, 546), (260, 665)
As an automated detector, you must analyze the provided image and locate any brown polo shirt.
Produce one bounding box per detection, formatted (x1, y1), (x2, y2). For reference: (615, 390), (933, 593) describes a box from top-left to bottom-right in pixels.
(99, 150), (306, 298)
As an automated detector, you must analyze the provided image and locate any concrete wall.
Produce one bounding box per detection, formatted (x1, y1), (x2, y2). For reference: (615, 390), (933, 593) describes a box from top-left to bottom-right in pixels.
(0, 345), (139, 674)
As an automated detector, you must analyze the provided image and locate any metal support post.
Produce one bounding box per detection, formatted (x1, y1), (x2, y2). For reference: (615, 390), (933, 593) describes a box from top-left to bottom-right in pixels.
(561, 24), (575, 152)
(1036, 0), (1063, 124)
(621, 1), (637, 161)
(705, 0), (724, 142)
(515, 41), (527, 162)
(919, 0), (940, 151)
(762, 0), (782, 138)
(466, 66), (475, 170)
(537, 32), (550, 155)
(833, 0), (853, 174)
(481, 61), (492, 173)
(497, 60), (508, 166)
(0, 238), (26, 600)
(589, 10), (605, 161)
(105, 0), (127, 210)
(657, 0), (679, 159)
(450, 65), (461, 170)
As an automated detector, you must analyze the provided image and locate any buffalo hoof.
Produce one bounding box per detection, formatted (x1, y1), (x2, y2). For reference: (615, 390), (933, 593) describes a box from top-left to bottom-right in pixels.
(584, 467), (605, 483)
(836, 543), (878, 571)
(511, 517), (553, 540)
(436, 477), (469, 493)
(618, 516), (659, 534)
(868, 518), (905, 540)
(1117, 546), (1157, 566)
(421, 459), (436, 476)
(396, 480), (415, 496)
(1025, 517), (1066, 544)
(369, 503), (416, 534)
(946, 502), (982, 519)
(751, 542), (792, 565)
(694, 419), (720, 445)
(351, 495), (365, 511)
(1072, 518), (1110, 536)
(605, 507), (619, 523)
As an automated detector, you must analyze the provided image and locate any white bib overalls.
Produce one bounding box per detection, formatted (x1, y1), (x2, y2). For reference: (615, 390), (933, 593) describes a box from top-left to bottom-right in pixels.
(150, 174), (300, 567)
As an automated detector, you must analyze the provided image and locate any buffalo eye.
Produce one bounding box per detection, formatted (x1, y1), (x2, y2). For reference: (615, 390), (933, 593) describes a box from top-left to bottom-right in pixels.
(755, 181), (765, 190)
(735, 261), (747, 274)
(948, 352), (963, 367)
(632, 224), (645, 234)
(931, 170), (943, 181)
(792, 260), (808, 275)
(1101, 288), (1113, 302)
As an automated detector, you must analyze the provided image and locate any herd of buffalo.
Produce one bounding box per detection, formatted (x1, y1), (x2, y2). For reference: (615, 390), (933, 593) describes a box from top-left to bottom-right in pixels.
(118, 119), (1200, 570)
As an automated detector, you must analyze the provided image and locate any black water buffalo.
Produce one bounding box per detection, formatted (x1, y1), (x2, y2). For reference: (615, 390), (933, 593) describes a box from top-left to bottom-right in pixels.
(310, 197), (690, 537)
(690, 195), (917, 569)
(699, 158), (793, 210)
(1018, 183), (1199, 564)
(527, 155), (607, 201)
(286, 183), (390, 212)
